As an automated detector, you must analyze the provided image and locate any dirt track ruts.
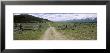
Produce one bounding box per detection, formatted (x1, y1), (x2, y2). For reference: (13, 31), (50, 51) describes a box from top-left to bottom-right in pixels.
(41, 27), (66, 40)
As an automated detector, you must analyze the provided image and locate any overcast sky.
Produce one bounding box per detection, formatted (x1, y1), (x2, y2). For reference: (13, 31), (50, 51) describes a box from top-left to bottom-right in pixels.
(14, 13), (97, 22)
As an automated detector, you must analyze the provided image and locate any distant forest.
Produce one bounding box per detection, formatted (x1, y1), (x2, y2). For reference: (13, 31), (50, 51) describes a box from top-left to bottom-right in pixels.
(14, 14), (51, 23)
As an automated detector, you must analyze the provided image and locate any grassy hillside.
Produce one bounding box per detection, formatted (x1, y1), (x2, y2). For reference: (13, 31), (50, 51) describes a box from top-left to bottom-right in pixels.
(14, 14), (51, 23)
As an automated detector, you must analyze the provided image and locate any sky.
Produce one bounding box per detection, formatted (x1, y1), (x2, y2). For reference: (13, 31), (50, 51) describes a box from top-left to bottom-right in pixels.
(14, 13), (97, 22)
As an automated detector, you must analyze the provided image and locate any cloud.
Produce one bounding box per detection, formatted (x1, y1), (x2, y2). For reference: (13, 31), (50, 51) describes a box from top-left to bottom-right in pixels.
(16, 13), (97, 22)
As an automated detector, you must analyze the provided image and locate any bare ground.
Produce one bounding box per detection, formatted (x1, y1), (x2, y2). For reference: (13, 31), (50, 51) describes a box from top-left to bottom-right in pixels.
(41, 27), (67, 40)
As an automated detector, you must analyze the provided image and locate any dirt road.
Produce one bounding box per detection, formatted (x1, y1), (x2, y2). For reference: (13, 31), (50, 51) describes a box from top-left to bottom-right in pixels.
(41, 27), (67, 40)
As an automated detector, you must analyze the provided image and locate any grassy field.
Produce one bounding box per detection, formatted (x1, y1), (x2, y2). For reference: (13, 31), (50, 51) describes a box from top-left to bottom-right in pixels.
(14, 23), (49, 40)
(14, 22), (97, 40)
(50, 22), (97, 40)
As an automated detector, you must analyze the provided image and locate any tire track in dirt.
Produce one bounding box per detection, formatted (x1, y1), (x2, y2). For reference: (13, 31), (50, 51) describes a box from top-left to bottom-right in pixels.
(41, 27), (67, 40)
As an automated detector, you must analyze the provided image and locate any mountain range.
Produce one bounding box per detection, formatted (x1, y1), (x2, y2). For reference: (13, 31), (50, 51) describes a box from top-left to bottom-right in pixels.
(58, 17), (97, 23)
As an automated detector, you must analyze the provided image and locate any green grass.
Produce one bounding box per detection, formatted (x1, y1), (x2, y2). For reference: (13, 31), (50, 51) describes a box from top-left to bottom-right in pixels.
(14, 23), (48, 40)
(14, 22), (97, 40)
(50, 22), (97, 40)
(14, 30), (43, 40)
